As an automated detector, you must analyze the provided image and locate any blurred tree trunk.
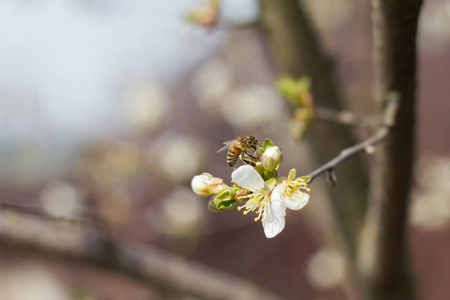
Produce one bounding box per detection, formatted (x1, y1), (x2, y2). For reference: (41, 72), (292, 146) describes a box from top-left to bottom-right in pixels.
(258, 0), (422, 299)
(258, 0), (368, 260)
(358, 0), (422, 300)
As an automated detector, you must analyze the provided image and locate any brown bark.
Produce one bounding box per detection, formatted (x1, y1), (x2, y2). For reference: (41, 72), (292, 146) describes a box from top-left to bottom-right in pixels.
(357, 1), (423, 299)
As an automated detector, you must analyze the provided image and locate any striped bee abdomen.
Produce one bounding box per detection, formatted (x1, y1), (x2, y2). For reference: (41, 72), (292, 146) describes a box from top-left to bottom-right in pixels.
(227, 147), (241, 167)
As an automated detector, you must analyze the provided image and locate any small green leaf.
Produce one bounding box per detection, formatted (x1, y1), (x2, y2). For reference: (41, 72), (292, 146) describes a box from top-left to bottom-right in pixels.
(216, 199), (237, 210)
(261, 139), (274, 150)
(288, 169), (297, 181)
(298, 176), (311, 183)
(276, 76), (313, 107)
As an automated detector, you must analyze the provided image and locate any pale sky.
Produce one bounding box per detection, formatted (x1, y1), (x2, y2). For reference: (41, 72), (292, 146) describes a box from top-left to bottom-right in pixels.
(0, 0), (258, 141)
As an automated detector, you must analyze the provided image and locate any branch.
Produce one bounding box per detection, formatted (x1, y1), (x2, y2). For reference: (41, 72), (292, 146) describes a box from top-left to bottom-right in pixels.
(308, 95), (399, 182)
(0, 210), (283, 300)
(314, 107), (376, 128)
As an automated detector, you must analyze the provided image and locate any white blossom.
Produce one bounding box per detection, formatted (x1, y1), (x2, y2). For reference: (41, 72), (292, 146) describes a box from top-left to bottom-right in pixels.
(273, 177), (310, 211)
(232, 165), (286, 238)
(231, 165), (311, 238)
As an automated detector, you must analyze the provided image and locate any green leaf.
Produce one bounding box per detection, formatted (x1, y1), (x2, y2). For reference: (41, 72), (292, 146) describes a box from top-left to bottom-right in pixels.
(276, 76), (312, 107)
(261, 139), (274, 151)
(298, 176), (311, 183)
(216, 199), (238, 210)
(288, 169), (297, 181)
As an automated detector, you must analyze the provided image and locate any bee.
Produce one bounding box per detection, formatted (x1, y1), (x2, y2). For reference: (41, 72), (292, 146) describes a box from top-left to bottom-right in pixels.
(217, 135), (259, 167)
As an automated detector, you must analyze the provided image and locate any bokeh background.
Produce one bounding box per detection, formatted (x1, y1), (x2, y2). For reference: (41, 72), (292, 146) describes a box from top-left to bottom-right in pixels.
(0, 0), (449, 299)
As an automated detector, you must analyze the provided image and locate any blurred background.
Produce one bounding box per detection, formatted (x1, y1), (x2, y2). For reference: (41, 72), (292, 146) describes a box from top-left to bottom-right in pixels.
(0, 0), (449, 299)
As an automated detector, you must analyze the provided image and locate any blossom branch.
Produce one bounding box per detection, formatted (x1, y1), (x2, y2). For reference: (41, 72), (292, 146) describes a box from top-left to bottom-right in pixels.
(308, 94), (399, 183)
(0, 210), (282, 300)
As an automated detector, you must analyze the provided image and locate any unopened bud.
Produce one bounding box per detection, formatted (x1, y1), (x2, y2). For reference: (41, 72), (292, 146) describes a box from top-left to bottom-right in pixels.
(191, 173), (228, 197)
(261, 146), (283, 170)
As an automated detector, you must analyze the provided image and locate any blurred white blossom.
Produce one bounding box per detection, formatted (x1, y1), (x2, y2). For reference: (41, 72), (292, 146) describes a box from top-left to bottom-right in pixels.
(416, 155), (450, 194)
(221, 85), (283, 129)
(192, 59), (234, 111)
(160, 188), (205, 237)
(123, 81), (171, 133)
(0, 267), (69, 300)
(410, 194), (450, 230)
(420, 0), (450, 52)
(410, 155), (450, 230)
(149, 133), (204, 182)
(306, 248), (346, 289)
(220, 0), (259, 26)
(40, 180), (84, 219)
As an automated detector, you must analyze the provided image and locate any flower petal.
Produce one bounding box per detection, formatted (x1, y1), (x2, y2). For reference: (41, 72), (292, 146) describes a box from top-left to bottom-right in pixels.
(262, 211), (285, 238)
(271, 184), (287, 217)
(286, 192), (310, 210)
(231, 165), (264, 191)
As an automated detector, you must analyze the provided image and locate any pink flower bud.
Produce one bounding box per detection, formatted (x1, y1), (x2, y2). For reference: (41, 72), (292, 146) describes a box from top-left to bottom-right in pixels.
(261, 146), (283, 170)
(191, 173), (228, 197)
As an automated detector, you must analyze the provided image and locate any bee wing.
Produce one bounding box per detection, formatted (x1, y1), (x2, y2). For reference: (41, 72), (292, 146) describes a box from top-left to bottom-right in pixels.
(217, 140), (237, 153)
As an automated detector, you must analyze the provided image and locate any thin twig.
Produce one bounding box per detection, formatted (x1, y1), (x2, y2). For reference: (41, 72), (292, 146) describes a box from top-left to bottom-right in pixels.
(308, 94), (399, 182)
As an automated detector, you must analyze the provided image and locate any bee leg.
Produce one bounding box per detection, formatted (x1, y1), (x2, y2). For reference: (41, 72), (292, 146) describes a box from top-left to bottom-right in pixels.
(241, 152), (257, 166)
(248, 150), (261, 161)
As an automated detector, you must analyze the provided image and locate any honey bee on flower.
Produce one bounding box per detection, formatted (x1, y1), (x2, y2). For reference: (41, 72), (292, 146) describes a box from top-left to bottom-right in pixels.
(217, 135), (259, 167)
(193, 138), (311, 238)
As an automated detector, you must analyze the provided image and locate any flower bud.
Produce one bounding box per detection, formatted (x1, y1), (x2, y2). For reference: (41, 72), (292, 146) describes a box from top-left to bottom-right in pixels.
(191, 173), (228, 197)
(261, 146), (283, 170)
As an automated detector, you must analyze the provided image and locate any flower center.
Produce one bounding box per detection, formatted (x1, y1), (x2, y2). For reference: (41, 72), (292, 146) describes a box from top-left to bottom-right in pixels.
(283, 180), (310, 201)
(237, 191), (271, 222)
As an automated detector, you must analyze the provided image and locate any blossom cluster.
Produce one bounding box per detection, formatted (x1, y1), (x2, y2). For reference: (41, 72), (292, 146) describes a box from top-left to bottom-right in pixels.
(191, 139), (311, 238)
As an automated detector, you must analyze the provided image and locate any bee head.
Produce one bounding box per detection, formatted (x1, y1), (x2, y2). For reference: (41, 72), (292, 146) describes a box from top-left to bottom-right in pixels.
(248, 136), (259, 150)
